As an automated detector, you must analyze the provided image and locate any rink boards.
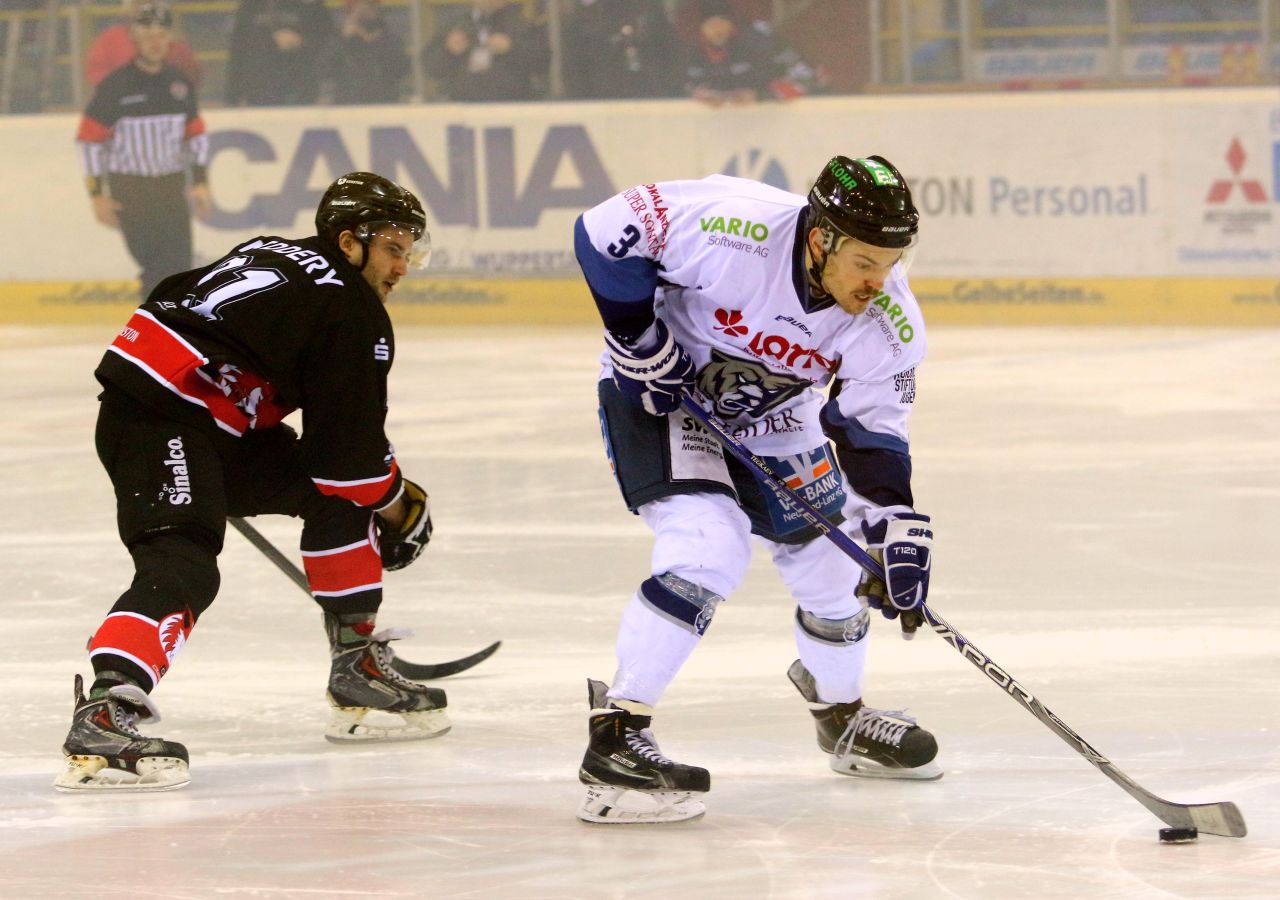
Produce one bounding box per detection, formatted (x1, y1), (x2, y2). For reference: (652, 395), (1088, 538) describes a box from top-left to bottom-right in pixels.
(1, 88), (1277, 325)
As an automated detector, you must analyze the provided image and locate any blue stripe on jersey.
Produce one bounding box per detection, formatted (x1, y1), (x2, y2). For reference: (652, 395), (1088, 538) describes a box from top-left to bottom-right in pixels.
(820, 400), (910, 455)
(574, 216), (660, 305)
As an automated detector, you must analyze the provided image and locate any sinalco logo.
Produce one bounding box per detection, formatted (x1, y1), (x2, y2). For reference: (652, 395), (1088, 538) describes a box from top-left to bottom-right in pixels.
(1203, 135), (1273, 235)
(721, 149), (789, 190)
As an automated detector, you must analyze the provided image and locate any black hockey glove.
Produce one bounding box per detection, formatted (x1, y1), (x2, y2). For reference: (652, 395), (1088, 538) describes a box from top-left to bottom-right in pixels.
(380, 479), (432, 572)
(857, 514), (933, 640)
(604, 319), (697, 416)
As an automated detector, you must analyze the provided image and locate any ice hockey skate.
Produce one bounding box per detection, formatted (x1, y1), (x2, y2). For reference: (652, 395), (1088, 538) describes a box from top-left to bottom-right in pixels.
(54, 674), (190, 792)
(325, 614), (450, 743)
(787, 660), (942, 780)
(577, 679), (710, 824)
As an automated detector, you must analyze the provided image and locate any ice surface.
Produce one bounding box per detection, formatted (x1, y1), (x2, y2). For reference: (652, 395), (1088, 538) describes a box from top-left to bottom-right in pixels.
(2, 326), (1278, 898)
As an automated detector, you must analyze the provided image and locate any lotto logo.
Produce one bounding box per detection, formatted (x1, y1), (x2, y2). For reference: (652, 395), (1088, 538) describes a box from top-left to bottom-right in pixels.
(713, 309), (748, 337)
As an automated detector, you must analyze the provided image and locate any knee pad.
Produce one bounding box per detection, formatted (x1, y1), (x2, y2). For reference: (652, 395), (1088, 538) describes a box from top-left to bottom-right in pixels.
(125, 531), (221, 620)
(637, 573), (724, 637)
(795, 607), (870, 646)
(642, 493), (752, 598)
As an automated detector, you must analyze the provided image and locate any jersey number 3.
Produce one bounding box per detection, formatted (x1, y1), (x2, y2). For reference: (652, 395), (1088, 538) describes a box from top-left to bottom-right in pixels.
(182, 255), (285, 320)
(607, 225), (642, 258)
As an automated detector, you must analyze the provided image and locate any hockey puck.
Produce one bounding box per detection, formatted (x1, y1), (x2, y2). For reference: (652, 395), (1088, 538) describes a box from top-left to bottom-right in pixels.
(1158, 827), (1198, 843)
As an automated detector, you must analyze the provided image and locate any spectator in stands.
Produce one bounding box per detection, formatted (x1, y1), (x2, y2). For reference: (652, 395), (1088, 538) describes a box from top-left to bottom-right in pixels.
(562, 0), (681, 99)
(331, 0), (408, 104)
(423, 0), (548, 101)
(227, 0), (334, 106)
(85, 0), (202, 89)
(681, 0), (825, 105)
(76, 2), (211, 300)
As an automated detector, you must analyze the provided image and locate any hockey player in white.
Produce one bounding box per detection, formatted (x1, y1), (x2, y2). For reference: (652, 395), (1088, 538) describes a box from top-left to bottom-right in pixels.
(573, 155), (941, 824)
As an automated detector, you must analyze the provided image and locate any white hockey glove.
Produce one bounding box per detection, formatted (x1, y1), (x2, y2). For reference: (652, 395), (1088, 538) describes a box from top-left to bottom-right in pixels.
(603, 319), (697, 416)
(857, 513), (933, 640)
(379, 479), (432, 572)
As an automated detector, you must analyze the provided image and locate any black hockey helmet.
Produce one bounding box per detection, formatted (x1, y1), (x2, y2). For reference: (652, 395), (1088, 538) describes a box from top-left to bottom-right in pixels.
(807, 155), (918, 250)
(315, 172), (431, 268)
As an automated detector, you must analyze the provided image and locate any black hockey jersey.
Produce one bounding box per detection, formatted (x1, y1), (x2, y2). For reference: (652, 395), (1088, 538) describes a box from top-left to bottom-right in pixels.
(95, 235), (403, 510)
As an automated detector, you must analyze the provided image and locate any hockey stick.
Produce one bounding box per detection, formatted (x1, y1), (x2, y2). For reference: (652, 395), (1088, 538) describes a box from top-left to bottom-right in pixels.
(678, 391), (1247, 838)
(227, 516), (501, 680)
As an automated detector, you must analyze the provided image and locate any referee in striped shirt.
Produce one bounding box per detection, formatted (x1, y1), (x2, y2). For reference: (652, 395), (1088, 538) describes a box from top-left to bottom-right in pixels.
(77, 2), (211, 299)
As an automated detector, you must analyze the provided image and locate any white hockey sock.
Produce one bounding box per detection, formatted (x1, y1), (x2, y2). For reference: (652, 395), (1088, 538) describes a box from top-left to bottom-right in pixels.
(794, 622), (868, 705)
(610, 590), (703, 707)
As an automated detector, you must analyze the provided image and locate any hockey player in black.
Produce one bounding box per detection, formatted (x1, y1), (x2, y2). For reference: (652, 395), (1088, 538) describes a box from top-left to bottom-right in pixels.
(56, 172), (443, 793)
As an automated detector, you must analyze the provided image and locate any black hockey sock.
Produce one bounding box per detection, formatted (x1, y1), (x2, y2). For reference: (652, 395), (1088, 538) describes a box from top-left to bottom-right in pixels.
(88, 669), (143, 701)
(325, 612), (377, 649)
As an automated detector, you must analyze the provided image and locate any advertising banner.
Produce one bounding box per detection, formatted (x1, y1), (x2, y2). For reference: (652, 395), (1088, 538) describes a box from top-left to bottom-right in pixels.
(1, 90), (1276, 324)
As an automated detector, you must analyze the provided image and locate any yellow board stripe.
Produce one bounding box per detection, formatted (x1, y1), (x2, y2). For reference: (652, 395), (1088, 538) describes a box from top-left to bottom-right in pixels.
(2, 278), (1278, 326)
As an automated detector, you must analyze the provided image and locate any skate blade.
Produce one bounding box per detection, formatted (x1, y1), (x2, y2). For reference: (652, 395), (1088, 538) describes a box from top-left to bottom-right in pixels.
(324, 707), (452, 743)
(830, 756), (943, 781)
(577, 785), (706, 825)
(53, 754), (190, 792)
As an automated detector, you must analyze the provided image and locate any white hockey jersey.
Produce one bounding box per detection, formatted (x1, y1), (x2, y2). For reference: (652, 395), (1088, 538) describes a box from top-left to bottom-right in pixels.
(576, 174), (926, 470)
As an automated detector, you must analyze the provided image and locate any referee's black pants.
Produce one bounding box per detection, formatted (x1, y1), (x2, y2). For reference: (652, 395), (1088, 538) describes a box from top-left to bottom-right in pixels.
(109, 172), (193, 300)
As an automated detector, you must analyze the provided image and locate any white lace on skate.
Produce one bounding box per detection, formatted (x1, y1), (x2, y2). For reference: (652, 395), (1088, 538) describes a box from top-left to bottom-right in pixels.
(830, 706), (942, 781)
(325, 633), (452, 743)
(837, 706), (915, 754)
(624, 727), (672, 766)
(108, 684), (162, 728)
(578, 785), (706, 825)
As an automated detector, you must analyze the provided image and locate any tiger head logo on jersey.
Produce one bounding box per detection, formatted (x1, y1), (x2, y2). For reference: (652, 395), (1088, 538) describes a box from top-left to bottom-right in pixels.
(698, 349), (810, 420)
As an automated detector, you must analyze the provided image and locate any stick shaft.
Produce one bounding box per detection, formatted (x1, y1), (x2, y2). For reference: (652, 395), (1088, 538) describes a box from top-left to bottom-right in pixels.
(228, 516), (310, 594)
(678, 393), (1246, 836)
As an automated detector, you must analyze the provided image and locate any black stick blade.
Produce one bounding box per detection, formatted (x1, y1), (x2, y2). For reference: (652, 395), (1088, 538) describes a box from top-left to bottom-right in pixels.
(389, 641), (502, 680)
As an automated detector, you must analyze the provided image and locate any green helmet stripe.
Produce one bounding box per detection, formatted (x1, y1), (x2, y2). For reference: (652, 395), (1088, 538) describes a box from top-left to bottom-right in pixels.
(854, 157), (899, 187)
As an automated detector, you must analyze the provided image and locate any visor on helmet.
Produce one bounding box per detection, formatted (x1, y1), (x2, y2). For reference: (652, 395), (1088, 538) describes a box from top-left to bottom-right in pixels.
(354, 221), (432, 271)
(829, 231), (917, 276)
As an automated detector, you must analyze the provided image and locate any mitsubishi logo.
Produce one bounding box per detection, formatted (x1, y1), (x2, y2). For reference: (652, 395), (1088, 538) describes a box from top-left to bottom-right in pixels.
(1206, 137), (1268, 204)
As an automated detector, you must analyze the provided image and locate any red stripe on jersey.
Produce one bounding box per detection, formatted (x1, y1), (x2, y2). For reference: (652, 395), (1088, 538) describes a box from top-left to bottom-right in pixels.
(88, 610), (194, 688)
(313, 458), (400, 507)
(77, 115), (113, 143)
(302, 539), (382, 595)
(109, 310), (292, 436)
